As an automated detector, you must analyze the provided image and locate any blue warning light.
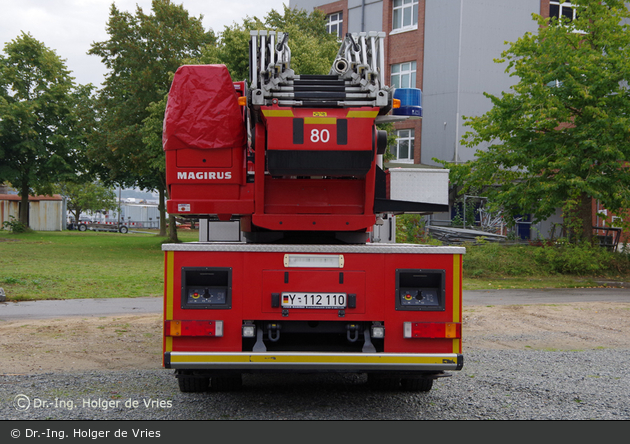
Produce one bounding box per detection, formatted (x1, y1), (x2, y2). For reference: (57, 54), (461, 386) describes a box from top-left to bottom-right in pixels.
(393, 88), (422, 117)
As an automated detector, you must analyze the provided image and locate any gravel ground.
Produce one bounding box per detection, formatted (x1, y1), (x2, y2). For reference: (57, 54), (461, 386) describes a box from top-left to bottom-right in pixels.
(2, 349), (629, 420)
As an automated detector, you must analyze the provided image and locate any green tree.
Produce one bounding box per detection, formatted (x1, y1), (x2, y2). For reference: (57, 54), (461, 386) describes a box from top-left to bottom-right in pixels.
(57, 181), (117, 227)
(200, 6), (339, 80)
(442, 0), (630, 243)
(0, 32), (80, 226)
(141, 94), (172, 239)
(140, 5), (338, 240)
(88, 0), (215, 239)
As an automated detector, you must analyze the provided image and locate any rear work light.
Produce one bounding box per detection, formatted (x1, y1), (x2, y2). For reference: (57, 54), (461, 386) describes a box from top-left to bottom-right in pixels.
(371, 323), (385, 339)
(165, 320), (223, 337)
(242, 322), (256, 338)
(403, 322), (461, 339)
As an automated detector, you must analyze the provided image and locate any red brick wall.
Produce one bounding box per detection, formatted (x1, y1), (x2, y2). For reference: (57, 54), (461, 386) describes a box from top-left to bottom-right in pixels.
(316, 0), (349, 37)
(382, 0), (426, 163)
(540, 0), (550, 18)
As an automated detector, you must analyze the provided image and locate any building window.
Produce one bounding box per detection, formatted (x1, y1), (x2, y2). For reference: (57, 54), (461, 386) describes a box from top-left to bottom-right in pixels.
(550, 1), (577, 22)
(393, 0), (418, 31)
(546, 79), (563, 88)
(391, 61), (417, 89)
(326, 12), (343, 38)
(392, 129), (415, 162)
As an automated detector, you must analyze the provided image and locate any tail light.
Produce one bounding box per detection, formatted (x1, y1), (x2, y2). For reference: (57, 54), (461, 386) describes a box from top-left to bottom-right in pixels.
(165, 320), (223, 337)
(403, 322), (461, 339)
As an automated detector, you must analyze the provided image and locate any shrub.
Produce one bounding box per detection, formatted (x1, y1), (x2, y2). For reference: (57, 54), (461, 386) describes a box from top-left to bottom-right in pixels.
(463, 242), (540, 278)
(463, 240), (630, 278)
(396, 214), (441, 245)
(1, 216), (30, 233)
(532, 242), (630, 276)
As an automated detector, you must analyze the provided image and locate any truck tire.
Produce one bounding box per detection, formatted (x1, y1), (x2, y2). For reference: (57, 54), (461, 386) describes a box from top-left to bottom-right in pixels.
(367, 374), (400, 390)
(177, 375), (210, 393)
(119, 226), (128, 234)
(400, 377), (433, 392)
(211, 374), (242, 391)
(78, 224), (87, 232)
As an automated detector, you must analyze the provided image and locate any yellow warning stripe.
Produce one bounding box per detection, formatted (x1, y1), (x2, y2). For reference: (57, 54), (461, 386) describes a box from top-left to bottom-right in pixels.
(346, 110), (379, 118)
(262, 110), (377, 119)
(453, 254), (461, 354)
(170, 353), (453, 365)
(165, 251), (174, 353)
(304, 117), (337, 125)
(261, 110), (294, 117)
(166, 251), (174, 320)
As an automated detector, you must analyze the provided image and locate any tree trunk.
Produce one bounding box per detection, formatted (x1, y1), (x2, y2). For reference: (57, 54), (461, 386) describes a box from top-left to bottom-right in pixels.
(19, 176), (30, 226)
(578, 193), (594, 244)
(71, 209), (80, 226)
(158, 187), (167, 237)
(168, 214), (179, 243)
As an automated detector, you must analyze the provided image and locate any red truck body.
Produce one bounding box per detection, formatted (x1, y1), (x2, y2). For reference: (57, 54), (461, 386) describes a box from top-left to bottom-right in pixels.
(162, 32), (464, 392)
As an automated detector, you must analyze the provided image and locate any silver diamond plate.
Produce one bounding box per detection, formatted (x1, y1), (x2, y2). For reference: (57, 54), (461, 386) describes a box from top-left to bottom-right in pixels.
(162, 242), (465, 255)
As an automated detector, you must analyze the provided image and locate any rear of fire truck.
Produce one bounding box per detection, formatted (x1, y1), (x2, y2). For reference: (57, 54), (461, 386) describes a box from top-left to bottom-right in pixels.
(161, 31), (464, 392)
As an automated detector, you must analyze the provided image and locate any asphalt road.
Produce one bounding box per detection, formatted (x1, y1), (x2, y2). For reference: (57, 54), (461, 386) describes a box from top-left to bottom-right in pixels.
(1, 287), (629, 320)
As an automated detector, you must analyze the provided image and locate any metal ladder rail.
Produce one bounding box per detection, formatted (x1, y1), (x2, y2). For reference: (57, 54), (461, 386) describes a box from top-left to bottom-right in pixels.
(249, 30), (389, 108)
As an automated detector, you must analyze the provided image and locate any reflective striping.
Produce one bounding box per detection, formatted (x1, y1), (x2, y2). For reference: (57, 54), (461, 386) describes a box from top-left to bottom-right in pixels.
(168, 352), (460, 366)
(453, 255), (461, 322)
(263, 110), (378, 119)
(453, 254), (462, 354)
(346, 110), (379, 118)
(262, 110), (294, 117)
(304, 117), (337, 125)
(165, 250), (175, 354)
(165, 351), (463, 371)
(166, 251), (174, 320)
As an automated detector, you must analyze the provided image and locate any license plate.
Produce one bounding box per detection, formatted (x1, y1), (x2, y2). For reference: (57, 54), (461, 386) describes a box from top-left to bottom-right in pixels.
(281, 292), (347, 309)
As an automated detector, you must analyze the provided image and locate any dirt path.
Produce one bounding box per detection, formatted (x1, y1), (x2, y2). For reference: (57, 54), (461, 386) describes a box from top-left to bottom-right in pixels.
(1, 302), (629, 374)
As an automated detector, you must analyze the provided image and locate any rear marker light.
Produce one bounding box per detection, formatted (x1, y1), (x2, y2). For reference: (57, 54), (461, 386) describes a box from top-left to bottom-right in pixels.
(242, 323), (256, 338)
(371, 324), (385, 339)
(165, 320), (224, 337)
(403, 322), (461, 339)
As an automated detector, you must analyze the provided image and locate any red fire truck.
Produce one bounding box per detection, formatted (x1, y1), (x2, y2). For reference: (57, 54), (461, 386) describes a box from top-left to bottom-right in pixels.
(161, 31), (464, 392)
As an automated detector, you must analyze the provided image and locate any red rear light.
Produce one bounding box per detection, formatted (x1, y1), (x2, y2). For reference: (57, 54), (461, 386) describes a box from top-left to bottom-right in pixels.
(403, 322), (461, 339)
(165, 320), (223, 337)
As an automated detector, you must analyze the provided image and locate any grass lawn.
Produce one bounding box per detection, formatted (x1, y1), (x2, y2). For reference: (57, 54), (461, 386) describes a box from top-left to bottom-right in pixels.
(0, 229), (625, 301)
(461, 276), (610, 291)
(0, 229), (197, 301)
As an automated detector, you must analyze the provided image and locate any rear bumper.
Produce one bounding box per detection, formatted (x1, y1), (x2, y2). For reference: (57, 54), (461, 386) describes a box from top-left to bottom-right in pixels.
(165, 351), (464, 372)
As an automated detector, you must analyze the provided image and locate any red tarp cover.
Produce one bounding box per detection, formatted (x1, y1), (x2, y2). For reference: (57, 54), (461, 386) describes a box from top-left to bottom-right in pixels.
(163, 65), (246, 151)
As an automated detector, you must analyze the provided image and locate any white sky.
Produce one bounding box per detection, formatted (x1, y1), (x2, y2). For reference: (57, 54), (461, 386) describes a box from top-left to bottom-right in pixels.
(0, 0), (289, 87)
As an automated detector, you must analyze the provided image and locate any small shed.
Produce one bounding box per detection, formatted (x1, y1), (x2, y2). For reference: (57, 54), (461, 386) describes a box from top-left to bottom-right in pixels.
(0, 194), (67, 231)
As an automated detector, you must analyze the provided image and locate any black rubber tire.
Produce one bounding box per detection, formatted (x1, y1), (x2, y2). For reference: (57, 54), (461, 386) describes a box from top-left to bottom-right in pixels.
(119, 226), (128, 234)
(177, 375), (210, 393)
(400, 377), (433, 392)
(211, 374), (243, 391)
(78, 224), (87, 232)
(367, 374), (400, 390)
